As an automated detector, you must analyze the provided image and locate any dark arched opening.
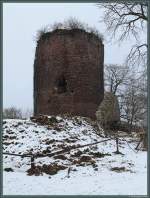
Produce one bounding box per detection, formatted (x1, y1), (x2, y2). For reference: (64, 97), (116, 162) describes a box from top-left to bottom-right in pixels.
(56, 75), (67, 94)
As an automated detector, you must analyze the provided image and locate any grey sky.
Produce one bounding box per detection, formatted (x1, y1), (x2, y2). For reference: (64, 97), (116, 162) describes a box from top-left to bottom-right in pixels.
(3, 3), (147, 111)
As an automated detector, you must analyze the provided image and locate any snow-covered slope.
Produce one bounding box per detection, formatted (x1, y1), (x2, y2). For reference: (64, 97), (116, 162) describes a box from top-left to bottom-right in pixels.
(3, 115), (147, 195)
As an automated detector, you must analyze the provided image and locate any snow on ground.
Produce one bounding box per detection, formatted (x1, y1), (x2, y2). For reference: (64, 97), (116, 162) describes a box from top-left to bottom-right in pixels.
(3, 115), (147, 195)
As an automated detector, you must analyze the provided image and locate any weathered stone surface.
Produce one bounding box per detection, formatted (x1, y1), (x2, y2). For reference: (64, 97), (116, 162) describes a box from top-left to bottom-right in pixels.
(96, 92), (120, 128)
(34, 29), (104, 119)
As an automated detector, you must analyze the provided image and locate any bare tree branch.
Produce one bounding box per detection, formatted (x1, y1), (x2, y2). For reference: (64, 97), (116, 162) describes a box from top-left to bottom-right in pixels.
(97, 3), (147, 66)
(126, 43), (147, 66)
(104, 64), (129, 95)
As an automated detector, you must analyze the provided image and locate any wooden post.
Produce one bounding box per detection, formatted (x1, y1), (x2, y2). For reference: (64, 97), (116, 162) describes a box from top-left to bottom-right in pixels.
(116, 137), (119, 153)
(31, 156), (35, 169)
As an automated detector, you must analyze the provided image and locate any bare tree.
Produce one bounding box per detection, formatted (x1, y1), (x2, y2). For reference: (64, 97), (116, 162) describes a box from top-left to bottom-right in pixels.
(120, 73), (147, 132)
(104, 64), (129, 95)
(97, 3), (147, 66)
(3, 107), (23, 119)
(98, 3), (147, 149)
(104, 63), (147, 134)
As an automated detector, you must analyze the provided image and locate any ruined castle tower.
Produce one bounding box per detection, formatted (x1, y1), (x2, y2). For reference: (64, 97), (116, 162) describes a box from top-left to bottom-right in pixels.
(34, 28), (104, 119)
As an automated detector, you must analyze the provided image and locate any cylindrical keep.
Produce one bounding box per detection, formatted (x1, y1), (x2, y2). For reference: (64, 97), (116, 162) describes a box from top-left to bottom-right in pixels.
(34, 29), (104, 119)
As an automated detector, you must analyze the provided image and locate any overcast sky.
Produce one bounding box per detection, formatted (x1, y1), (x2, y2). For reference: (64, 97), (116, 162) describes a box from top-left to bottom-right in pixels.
(3, 3), (146, 111)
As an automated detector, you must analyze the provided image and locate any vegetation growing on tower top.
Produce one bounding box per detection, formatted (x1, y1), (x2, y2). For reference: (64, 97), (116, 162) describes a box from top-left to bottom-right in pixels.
(36, 17), (104, 42)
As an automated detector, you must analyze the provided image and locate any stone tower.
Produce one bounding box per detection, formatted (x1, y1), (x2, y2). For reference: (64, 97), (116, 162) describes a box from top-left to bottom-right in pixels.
(34, 28), (104, 119)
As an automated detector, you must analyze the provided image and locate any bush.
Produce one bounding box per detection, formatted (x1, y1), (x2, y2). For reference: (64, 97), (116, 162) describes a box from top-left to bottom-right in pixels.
(3, 107), (22, 119)
(36, 17), (104, 41)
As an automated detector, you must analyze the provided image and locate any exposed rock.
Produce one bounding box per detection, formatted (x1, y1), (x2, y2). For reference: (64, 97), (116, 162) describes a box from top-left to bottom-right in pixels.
(27, 163), (67, 176)
(80, 155), (92, 162)
(110, 166), (130, 173)
(4, 168), (14, 172)
(90, 152), (111, 158)
(27, 165), (43, 176)
(71, 150), (83, 157)
(73, 155), (95, 166)
(42, 164), (67, 175)
(53, 155), (68, 160)
(96, 92), (120, 130)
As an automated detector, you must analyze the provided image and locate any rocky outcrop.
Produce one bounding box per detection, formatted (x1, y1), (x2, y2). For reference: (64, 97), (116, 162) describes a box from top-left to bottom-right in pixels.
(96, 92), (120, 129)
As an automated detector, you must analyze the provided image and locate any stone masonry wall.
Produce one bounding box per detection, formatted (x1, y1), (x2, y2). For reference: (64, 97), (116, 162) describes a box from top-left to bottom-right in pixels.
(34, 29), (104, 119)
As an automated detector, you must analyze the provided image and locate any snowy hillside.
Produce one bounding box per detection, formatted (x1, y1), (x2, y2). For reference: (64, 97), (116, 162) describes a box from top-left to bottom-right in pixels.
(3, 115), (147, 195)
